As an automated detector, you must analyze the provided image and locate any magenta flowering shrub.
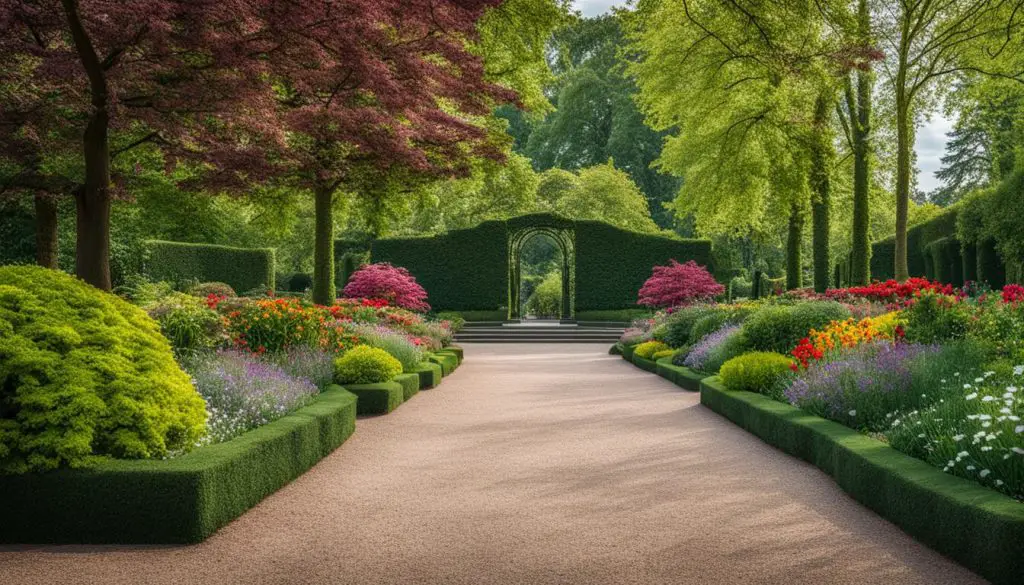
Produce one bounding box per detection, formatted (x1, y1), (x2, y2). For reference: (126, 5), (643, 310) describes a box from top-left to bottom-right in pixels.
(637, 260), (724, 308)
(342, 263), (430, 312)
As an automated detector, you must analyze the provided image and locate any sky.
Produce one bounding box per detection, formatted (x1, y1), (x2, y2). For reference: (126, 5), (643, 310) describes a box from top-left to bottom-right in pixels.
(571, 0), (954, 194)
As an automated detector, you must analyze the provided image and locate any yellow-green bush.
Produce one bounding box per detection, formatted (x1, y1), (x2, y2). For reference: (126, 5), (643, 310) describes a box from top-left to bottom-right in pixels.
(0, 266), (207, 474)
(634, 340), (670, 359)
(652, 349), (675, 360)
(719, 352), (794, 393)
(333, 345), (402, 384)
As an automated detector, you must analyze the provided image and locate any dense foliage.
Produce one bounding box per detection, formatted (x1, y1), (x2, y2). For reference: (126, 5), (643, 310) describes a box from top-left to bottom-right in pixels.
(342, 263), (430, 312)
(637, 260), (723, 308)
(333, 346), (404, 385)
(0, 266), (206, 473)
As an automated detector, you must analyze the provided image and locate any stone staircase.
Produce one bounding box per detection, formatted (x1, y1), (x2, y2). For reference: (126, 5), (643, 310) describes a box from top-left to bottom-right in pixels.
(454, 320), (625, 344)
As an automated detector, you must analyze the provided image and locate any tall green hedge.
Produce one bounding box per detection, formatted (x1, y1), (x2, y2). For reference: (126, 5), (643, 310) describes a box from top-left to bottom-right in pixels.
(144, 240), (275, 293)
(870, 208), (970, 285)
(574, 220), (712, 311)
(371, 220), (509, 311)
(369, 214), (712, 313)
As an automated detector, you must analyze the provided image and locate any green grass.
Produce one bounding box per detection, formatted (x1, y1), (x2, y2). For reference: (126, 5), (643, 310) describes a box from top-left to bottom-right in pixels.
(700, 377), (1024, 585)
(576, 309), (652, 322)
(344, 381), (404, 415)
(0, 387), (357, 544)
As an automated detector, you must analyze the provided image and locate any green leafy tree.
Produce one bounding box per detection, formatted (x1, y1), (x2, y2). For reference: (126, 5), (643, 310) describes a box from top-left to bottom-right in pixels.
(874, 0), (1024, 280)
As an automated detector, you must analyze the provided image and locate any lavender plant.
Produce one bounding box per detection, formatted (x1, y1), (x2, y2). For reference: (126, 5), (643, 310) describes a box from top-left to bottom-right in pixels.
(182, 350), (319, 445)
(683, 324), (744, 373)
(267, 346), (336, 390)
(785, 342), (943, 431)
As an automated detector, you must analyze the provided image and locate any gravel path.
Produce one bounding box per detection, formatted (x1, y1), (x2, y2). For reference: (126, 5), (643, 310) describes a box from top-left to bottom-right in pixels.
(0, 344), (986, 585)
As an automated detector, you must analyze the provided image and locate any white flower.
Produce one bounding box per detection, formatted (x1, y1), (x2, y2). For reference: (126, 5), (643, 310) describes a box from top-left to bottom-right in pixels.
(965, 392), (978, 400)
(953, 434), (965, 442)
(974, 431), (987, 438)
(982, 422), (992, 428)
(964, 384), (973, 390)
(917, 433), (925, 438)
(980, 469), (991, 478)
(981, 446), (993, 452)
(848, 410), (857, 417)
(966, 465), (976, 471)
(974, 377), (984, 383)
(979, 414), (993, 420)
(996, 480), (1005, 486)
(1013, 447), (1024, 455)
(1014, 366), (1024, 376)
(1008, 386), (1019, 393)
(957, 450), (969, 458)
(941, 379), (947, 383)
(984, 371), (996, 378)
(1016, 425), (1024, 434)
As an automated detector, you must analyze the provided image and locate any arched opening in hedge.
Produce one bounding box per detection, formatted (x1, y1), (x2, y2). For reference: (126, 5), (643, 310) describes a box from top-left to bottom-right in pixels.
(508, 226), (574, 320)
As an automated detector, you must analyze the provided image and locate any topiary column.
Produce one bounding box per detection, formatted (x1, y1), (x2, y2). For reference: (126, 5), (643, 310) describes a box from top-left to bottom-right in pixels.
(313, 185), (336, 306)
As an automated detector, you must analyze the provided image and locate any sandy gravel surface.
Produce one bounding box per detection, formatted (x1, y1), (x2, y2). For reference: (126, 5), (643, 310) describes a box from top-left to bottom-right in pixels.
(0, 344), (986, 585)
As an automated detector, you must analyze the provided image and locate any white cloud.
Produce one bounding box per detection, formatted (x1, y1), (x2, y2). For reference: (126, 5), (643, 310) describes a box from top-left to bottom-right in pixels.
(573, 0), (621, 17)
(915, 114), (955, 193)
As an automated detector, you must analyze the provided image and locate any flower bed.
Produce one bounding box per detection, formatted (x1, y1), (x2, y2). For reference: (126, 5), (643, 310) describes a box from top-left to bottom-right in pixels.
(0, 387), (357, 544)
(700, 377), (1024, 585)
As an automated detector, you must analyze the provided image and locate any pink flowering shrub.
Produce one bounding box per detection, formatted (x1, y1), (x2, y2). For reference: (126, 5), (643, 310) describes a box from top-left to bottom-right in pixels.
(637, 260), (724, 308)
(342, 263), (430, 312)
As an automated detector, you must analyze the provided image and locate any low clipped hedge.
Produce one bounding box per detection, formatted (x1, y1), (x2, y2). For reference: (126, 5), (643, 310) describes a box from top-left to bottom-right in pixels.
(412, 362), (443, 389)
(700, 377), (1024, 585)
(394, 373), (421, 402)
(630, 353), (658, 373)
(655, 358), (707, 391)
(428, 352), (459, 376)
(0, 387), (357, 544)
(344, 381), (404, 415)
(438, 346), (464, 364)
(144, 240), (275, 293)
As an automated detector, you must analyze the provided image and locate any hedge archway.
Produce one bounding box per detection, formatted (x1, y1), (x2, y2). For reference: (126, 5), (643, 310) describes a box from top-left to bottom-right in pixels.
(508, 225), (574, 320)
(365, 213), (713, 320)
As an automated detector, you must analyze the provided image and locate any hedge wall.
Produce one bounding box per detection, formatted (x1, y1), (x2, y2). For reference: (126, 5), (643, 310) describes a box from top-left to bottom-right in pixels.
(700, 378), (1024, 585)
(370, 214), (712, 314)
(371, 220), (508, 311)
(145, 240), (275, 293)
(0, 387), (356, 544)
(575, 220), (712, 311)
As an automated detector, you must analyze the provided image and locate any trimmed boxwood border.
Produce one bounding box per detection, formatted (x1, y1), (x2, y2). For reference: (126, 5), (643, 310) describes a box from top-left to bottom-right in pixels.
(699, 377), (1024, 585)
(0, 387), (357, 544)
(344, 381), (404, 415)
(655, 358), (707, 391)
(394, 373), (421, 402)
(429, 352), (459, 376)
(630, 354), (658, 373)
(412, 362), (443, 389)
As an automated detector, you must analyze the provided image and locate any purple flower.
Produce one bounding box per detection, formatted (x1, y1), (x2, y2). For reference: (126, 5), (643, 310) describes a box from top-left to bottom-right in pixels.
(684, 324), (741, 371)
(183, 350), (319, 445)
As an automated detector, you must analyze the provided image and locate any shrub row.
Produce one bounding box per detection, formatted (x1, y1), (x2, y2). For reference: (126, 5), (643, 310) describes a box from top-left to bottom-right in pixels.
(144, 240), (275, 293)
(0, 387), (357, 544)
(699, 377), (1024, 585)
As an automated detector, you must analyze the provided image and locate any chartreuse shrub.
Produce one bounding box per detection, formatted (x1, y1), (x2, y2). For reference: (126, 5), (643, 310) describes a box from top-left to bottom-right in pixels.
(333, 345), (402, 384)
(652, 349), (675, 361)
(634, 340), (670, 359)
(743, 301), (851, 354)
(0, 266), (207, 474)
(719, 352), (794, 393)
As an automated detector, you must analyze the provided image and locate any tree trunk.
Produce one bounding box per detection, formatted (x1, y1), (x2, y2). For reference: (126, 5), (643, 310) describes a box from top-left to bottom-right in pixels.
(850, 0), (873, 286)
(63, 0), (112, 290)
(312, 184), (336, 306)
(894, 98), (911, 281)
(810, 93), (833, 293)
(34, 193), (59, 269)
(786, 204), (804, 290)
